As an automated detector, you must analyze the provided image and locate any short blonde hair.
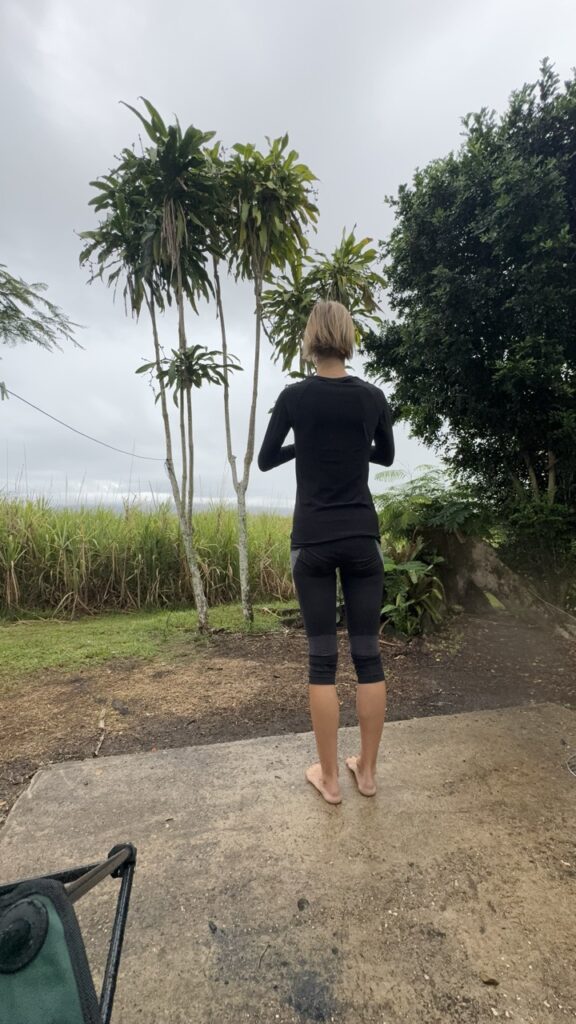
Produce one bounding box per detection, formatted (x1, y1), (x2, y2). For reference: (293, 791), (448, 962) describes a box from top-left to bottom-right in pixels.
(302, 301), (355, 362)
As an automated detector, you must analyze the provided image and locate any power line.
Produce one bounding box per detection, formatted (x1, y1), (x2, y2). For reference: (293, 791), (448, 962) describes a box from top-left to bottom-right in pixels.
(5, 389), (166, 462)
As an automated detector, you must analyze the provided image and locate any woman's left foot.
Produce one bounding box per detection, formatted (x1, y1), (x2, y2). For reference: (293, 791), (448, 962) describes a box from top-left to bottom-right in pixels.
(305, 763), (342, 804)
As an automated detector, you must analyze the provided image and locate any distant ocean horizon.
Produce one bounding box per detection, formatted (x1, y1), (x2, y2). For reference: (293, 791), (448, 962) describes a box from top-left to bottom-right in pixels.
(2, 489), (293, 516)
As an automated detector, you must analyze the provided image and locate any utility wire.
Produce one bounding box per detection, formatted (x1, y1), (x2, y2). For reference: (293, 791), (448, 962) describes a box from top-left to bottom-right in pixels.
(5, 389), (165, 462)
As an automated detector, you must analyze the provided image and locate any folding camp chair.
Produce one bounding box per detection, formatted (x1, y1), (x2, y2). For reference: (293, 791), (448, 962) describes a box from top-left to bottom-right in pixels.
(0, 842), (136, 1024)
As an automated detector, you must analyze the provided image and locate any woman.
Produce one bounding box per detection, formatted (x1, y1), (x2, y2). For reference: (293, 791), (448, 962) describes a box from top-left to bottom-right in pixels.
(258, 300), (395, 805)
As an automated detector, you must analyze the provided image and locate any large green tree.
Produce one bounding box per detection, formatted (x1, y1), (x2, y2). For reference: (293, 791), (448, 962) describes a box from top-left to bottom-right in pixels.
(365, 60), (576, 511)
(364, 62), (576, 599)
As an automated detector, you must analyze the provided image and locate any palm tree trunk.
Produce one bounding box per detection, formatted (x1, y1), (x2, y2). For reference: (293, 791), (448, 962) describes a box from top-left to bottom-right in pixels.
(213, 259), (239, 490)
(145, 288), (208, 630)
(238, 278), (264, 620)
(178, 518), (208, 628)
(186, 386), (194, 523)
(243, 276), (263, 485)
(145, 291), (178, 494)
(236, 483), (251, 619)
(214, 259), (253, 617)
(179, 384), (187, 518)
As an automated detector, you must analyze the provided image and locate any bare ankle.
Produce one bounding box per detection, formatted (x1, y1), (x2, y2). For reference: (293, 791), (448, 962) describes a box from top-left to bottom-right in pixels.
(358, 757), (375, 778)
(323, 773), (340, 790)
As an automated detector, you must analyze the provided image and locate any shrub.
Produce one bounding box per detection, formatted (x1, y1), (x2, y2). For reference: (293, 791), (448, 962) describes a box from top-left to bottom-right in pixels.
(374, 467), (493, 541)
(497, 498), (576, 607)
(380, 537), (446, 636)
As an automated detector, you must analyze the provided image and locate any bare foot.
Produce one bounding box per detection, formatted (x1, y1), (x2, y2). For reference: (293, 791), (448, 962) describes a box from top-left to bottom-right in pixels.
(305, 764), (342, 805)
(345, 756), (377, 797)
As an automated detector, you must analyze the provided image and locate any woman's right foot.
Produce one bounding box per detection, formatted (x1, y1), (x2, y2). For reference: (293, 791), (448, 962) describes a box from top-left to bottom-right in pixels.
(345, 755), (377, 796)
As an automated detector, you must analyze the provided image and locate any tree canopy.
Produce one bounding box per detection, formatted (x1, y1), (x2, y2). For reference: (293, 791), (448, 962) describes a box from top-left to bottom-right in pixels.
(79, 100), (222, 316)
(364, 60), (576, 512)
(262, 231), (384, 373)
(0, 265), (77, 352)
(223, 135), (318, 286)
(80, 99), (319, 622)
(0, 264), (78, 399)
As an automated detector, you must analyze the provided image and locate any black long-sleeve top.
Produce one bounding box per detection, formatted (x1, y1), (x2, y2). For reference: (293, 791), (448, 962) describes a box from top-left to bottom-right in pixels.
(257, 375), (395, 547)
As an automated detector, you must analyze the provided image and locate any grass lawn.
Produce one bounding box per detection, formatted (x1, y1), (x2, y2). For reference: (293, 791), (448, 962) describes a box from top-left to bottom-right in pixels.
(0, 604), (287, 690)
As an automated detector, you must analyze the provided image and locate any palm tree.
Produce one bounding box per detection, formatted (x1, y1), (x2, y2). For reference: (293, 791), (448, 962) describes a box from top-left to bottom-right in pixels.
(80, 99), (226, 630)
(262, 231), (385, 375)
(259, 256), (318, 375)
(213, 136), (318, 622)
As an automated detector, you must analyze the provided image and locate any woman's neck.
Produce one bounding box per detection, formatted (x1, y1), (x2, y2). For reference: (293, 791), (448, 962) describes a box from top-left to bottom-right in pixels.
(314, 358), (348, 379)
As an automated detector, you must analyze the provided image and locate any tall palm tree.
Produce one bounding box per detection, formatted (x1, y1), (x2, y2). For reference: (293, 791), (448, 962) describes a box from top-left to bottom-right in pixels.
(213, 136), (318, 621)
(80, 99), (224, 630)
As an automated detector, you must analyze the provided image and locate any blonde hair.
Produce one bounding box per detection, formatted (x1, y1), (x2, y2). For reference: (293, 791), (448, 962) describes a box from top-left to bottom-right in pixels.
(302, 301), (355, 363)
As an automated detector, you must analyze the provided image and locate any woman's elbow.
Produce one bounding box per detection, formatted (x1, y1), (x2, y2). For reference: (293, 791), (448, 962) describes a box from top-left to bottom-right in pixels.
(374, 447), (394, 468)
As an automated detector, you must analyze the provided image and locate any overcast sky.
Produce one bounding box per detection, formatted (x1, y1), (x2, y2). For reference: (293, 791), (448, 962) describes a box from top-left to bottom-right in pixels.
(1, 0), (574, 510)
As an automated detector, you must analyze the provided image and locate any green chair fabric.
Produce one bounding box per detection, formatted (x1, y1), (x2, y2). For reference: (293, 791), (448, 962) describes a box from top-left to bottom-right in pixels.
(0, 877), (102, 1024)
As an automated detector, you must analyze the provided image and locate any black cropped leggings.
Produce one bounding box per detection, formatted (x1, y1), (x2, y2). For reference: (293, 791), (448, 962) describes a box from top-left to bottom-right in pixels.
(291, 537), (385, 685)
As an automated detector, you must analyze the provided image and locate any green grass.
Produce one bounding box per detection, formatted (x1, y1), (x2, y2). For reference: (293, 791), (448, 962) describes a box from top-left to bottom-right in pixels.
(0, 603), (288, 690)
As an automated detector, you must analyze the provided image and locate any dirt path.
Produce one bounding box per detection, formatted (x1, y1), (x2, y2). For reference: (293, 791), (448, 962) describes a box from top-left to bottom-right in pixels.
(1, 612), (574, 828)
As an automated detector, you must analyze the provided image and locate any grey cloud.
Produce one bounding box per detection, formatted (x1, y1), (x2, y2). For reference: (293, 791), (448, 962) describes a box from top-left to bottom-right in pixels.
(2, 0), (574, 506)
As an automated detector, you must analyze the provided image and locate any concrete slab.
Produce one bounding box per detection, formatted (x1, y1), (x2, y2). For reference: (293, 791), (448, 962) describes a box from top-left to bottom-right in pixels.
(1, 704), (575, 1024)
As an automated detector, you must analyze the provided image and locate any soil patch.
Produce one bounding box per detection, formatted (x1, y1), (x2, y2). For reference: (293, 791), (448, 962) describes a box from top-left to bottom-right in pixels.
(1, 612), (574, 828)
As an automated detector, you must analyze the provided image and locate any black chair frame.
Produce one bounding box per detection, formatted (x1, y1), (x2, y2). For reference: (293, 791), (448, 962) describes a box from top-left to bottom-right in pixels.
(0, 843), (137, 1024)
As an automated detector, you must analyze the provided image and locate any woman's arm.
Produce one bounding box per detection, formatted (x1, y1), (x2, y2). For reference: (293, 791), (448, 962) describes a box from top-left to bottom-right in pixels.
(257, 390), (296, 471)
(369, 395), (395, 466)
